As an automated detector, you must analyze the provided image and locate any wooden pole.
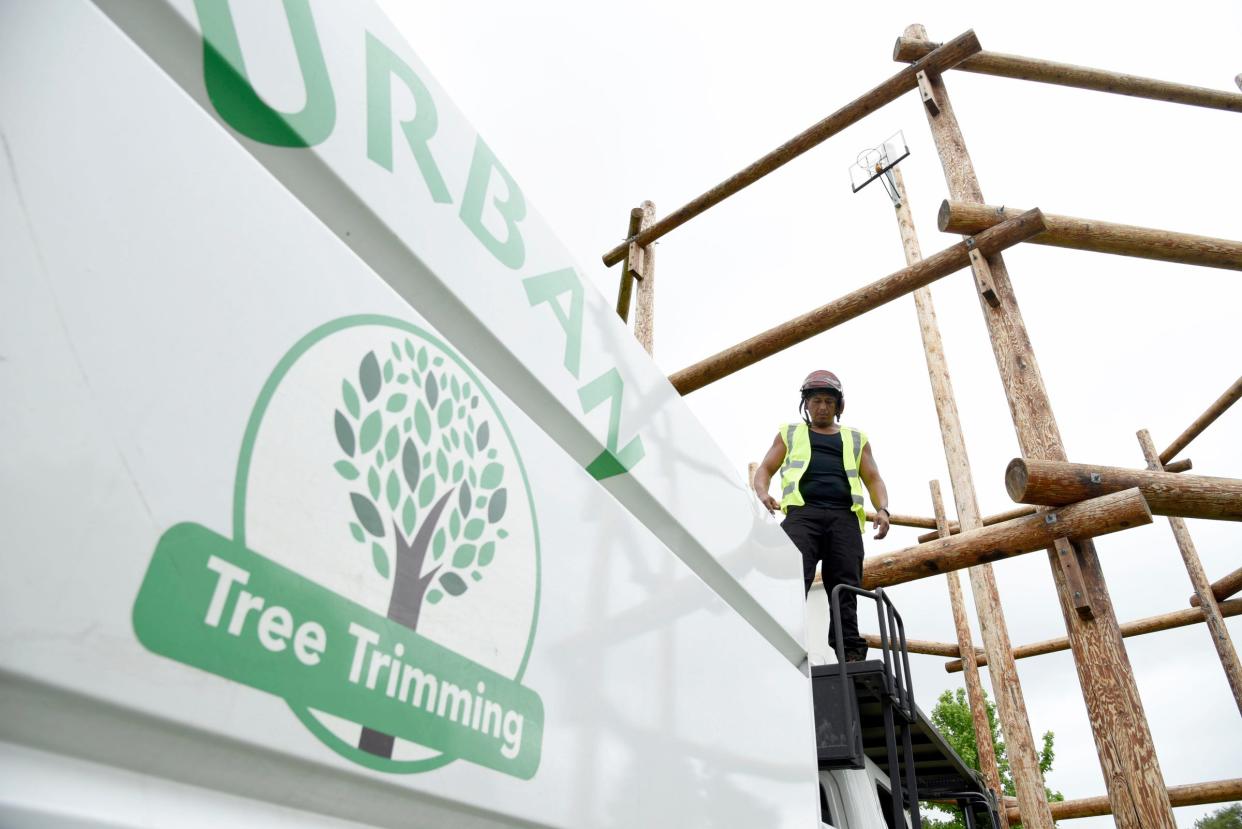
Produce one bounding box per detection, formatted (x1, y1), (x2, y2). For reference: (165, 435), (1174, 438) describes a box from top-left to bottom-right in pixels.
(930, 481), (1010, 827)
(1006, 778), (1242, 825)
(863, 488), (1152, 589)
(866, 511), (939, 530)
(1006, 457), (1242, 521)
(615, 208), (642, 322)
(1160, 375), (1242, 464)
(892, 38), (1242, 114)
(938, 202), (1242, 271)
(667, 209), (1047, 395)
(599, 31), (983, 266)
(1137, 429), (1242, 715)
(905, 23), (1177, 826)
(890, 164), (1031, 824)
(632, 201), (657, 354)
(946, 599), (1242, 672)
(1191, 565), (1242, 607)
(862, 631), (971, 659)
(917, 506), (1037, 543)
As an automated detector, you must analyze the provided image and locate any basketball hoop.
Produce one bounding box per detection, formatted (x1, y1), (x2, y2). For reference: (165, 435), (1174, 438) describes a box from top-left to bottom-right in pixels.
(849, 131), (909, 207)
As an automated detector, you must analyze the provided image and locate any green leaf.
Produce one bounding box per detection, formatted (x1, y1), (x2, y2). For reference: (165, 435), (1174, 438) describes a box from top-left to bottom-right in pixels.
(497, 529), (508, 539)
(478, 541), (496, 567)
(383, 359), (394, 382)
(384, 427), (399, 461)
(402, 495), (416, 537)
(439, 374), (447, 389)
(350, 493), (384, 537)
(470, 571), (482, 582)
(458, 482), (472, 517)
(432, 528), (446, 560)
(464, 431), (475, 457)
(426, 371), (439, 409)
(462, 382), (471, 399)
(434, 357), (444, 368)
(436, 449), (448, 482)
(426, 589), (443, 605)
(414, 401), (431, 444)
(334, 460), (359, 481)
(480, 462), (503, 489)
(449, 509), (461, 540)
(468, 467), (477, 488)
(464, 518), (484, 540)
(476, 421), (490, 450)
(334, 411), (355, 456)
(451, 460), (463, 483)
(390, 342), (401, 360)
(342, 380), (360, 419)
(441, 433), (452, 453)
(349, 522), (364, 543)
(368, 467), (381, 500)
(488, 488), (507, 523)
(397, 373), (408, 384)
(401, 438), (420, 491)
(371, 542), (390, 578)
(457, 405), (465, 418)
(410, 371), (421, 387)
(404, 339), (415, 359)
(386, 469), (400, 510)
(440, 571), (467, 596)
(488, 449), (497, 460)
(404, 416), (413, 432)
(386, 393), (408, 413)
(360, 352), (381, 402)
(359, 411), (382, 454)
(451, 376), (461, 400)
(417, 347), (428, 372)
(471, 396), (479, 409)
(450, 428), (460, 449)
(418, 475), (436, 508)
(476, 496), (486, 508)
(452, 543), (476, 568)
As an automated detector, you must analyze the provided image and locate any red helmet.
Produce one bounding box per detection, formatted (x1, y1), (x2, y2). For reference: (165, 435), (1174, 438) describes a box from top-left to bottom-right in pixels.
(800, 370), (844, 418)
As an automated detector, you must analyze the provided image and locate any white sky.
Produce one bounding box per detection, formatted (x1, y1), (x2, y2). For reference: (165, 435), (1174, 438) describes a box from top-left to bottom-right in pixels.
(380, 2), (1242, 825)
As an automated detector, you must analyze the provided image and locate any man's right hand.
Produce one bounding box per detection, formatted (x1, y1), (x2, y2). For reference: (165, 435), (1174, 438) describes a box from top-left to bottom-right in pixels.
(758, 493), (781, 515)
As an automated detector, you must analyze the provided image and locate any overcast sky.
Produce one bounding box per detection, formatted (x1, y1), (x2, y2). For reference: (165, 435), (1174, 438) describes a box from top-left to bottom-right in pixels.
(379, 2), (1242, 824)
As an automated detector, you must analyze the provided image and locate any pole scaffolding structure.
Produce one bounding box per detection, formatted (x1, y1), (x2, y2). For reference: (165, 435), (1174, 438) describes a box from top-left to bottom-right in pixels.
(598, 30), (983, 267)
(1191, 565), (1242, 607)
(903, 23), (1178, 827)
(1160, 375), (1242, 464)
(1136, 429), (1242, 715)
(891, 38), (1242, 114)
(863, 488), (1151, 589)
(1006, 458), (1242, 521)
(938, 202), (1242, 271)
(1005, 778), (1242, 826)
(888, 163), (1029, 824)
(667, 209), (1046, 395)
(945, 599), (1242, 672)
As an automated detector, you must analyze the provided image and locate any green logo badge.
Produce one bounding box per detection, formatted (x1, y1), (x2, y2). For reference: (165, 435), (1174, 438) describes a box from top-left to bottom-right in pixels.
(133, 316), (543, 777)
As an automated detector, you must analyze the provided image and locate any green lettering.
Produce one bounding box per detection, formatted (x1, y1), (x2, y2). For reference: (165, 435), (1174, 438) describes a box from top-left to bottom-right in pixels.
(460, 137), (526, 269)
(578, 369), (645, 480)
(522, 269), (583, 378)
(365, 33), (451, 203)
(195, 0), (336, 147)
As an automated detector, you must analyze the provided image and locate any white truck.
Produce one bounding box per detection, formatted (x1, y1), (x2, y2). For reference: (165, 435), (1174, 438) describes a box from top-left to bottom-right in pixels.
(0, 3), (994, 826)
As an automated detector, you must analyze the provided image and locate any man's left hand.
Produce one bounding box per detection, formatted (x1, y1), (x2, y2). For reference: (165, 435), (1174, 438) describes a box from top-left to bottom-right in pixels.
(873, 510), (890, 540)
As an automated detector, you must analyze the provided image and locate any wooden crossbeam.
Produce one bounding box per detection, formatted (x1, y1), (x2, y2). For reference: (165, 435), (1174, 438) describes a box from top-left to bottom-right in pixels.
(1191, 565), (1242, 607)
(1006, 778), (1242, 824)
(1161, 375), (1242, 464)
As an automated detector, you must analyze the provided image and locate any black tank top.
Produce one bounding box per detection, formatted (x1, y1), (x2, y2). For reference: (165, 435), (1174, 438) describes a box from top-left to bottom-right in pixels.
(799, 430), (853, 508)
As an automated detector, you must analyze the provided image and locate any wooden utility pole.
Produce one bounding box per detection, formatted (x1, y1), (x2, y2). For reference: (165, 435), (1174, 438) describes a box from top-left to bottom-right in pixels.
(1136, 429), (1242, 715)
(1006, 458), (1242, 521)
(930, 481), (1010, 828)
(904, 23), (1178, 827)
(889, 164), (1030, 825)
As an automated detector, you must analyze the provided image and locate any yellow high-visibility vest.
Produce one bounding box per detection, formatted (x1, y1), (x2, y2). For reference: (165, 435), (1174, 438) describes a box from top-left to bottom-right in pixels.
(777, 422), (868, 532)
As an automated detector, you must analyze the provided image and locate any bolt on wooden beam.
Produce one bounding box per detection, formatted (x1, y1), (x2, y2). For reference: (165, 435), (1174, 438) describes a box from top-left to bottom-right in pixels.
(598, 30), (983, 267)
(946, 599), (1242, 673)
(1137, 429), (1242, 716)
(1191, 565), (1242, 607)
(1160, 375), (1242, 464)
(1006, 777), (1242, 825)
(939, 201), (1242, 271)
(905, 22), (1176, 826)
(892, 38), (1242, 113)
(667, 208), (1046, 395)
(1006, 457), (1242, 521)
(863, 488), (1152, 589)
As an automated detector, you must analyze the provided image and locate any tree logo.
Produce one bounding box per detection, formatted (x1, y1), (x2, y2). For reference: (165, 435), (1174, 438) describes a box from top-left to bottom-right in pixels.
(132, 316), (543, 778)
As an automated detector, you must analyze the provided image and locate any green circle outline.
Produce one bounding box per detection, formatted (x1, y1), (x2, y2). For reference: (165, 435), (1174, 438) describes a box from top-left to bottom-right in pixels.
(232, 314), (542, 774)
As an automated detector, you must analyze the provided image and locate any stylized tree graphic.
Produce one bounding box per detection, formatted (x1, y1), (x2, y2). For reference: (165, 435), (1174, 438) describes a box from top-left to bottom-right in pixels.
(332, 338), (511, 757)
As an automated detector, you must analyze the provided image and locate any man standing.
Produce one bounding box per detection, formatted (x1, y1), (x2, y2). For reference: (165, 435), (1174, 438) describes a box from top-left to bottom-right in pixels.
(754, 370), (890, 662)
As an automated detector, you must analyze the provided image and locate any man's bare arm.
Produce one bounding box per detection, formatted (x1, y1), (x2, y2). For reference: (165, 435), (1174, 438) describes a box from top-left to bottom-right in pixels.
(859, 442), (890, 539)
(754, 433), (785, 514)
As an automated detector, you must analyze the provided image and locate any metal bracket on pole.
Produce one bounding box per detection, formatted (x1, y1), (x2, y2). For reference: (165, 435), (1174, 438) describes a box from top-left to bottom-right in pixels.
(965, 237), (1001, 308)
(1052, 535), (1095, 619)
(916, 70), (940, 115)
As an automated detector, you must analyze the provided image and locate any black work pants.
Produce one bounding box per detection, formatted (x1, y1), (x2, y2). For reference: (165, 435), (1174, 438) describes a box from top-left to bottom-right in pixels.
(782, 505), (866, 655)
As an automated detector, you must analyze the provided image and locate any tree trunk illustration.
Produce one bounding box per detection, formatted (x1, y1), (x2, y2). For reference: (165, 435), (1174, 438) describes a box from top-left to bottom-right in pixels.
(358, 488), (454, 758)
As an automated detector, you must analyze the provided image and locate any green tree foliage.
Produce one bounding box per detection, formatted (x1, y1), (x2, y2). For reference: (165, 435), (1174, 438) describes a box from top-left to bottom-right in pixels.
(921, 688), (1064, 829)
(333, 339), (509, 607)
(1195, 804), (1242, 829)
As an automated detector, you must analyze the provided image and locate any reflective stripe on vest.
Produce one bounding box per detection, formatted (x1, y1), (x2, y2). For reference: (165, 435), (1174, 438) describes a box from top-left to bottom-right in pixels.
(778, 422), (868, 532)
